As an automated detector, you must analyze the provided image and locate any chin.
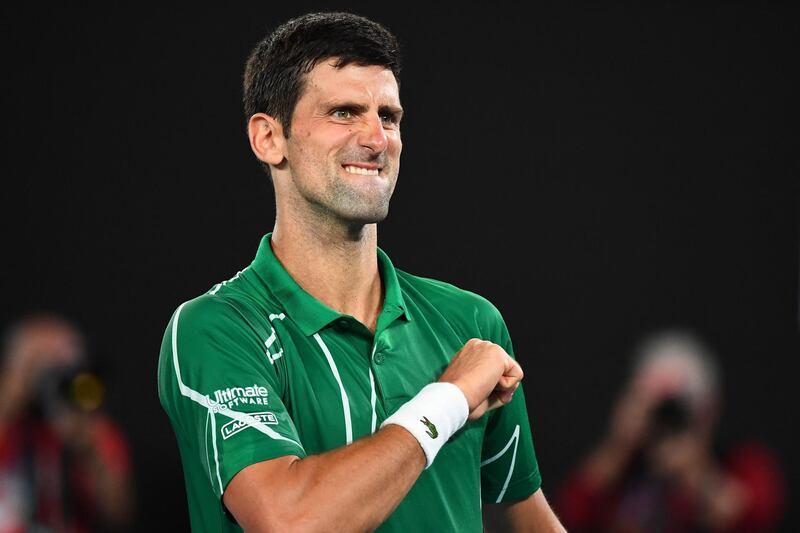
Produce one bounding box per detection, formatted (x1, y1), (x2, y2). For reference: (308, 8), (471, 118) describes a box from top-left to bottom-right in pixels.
(341, 207), (390, 228)
(334, 194), (391, 223)
(350, 211), (389, 225)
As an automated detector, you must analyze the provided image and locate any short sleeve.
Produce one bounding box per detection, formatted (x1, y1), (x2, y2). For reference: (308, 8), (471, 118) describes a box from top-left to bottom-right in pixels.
(157, 295), (306, 501)
(479, 306), (542, 504)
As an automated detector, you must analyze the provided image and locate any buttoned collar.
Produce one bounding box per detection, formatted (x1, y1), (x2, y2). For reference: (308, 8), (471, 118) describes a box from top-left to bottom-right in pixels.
(250, 233), (409, 336)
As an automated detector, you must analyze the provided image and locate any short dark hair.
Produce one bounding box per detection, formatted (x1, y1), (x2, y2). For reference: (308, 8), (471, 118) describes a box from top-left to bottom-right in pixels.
(243, 12), (402, 141)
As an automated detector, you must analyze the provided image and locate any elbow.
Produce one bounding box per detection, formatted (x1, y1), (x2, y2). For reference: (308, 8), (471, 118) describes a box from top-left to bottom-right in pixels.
(276, 506), (371, 533)
(242, 503), (372, 533)
(235, 493), (347, 533)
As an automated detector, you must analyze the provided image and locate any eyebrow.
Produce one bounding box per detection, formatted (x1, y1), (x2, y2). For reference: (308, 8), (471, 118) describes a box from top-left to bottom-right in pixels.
(380, 104), (404, 121)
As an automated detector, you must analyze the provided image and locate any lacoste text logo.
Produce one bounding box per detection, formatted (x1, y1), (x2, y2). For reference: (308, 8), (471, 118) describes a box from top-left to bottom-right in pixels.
(420, 416), (438, 439)
(221, 412), (278, 440)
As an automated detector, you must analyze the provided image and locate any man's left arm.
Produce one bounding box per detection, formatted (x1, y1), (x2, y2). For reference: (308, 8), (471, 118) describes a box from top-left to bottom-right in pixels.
(504, 489), (567, 533)
(480, 383), (565, 532)
(477, 302), (565, 532)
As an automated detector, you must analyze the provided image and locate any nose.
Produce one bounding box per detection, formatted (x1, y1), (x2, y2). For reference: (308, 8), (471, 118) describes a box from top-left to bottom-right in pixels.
(358, 113), (388, 153)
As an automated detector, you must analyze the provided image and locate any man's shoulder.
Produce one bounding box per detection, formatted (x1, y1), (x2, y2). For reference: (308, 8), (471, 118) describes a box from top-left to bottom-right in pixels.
(166, 267), (279, 330)
(159, 292), (259, 358)
(396, 269), (504, 324)
(157, 291), (269, 392)
(169, 292), (241, 330)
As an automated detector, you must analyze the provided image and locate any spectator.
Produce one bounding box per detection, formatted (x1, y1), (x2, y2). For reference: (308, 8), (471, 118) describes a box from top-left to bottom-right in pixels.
(556, 329), (784, 532)
(0, 313), (134, 532)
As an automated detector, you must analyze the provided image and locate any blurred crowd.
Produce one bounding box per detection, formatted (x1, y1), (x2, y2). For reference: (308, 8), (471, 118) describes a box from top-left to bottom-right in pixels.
(1, 315), (785, 532)
(0, 314), (133, 533)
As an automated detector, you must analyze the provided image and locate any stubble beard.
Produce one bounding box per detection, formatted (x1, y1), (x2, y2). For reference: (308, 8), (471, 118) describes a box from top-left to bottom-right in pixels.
(297, 162), (397, 231)
(327, 172), (393, 225)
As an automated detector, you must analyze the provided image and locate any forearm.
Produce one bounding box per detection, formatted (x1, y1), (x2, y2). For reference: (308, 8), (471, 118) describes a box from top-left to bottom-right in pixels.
(0, 375), (26, 436)
(581, 438), (634, 489)
(230, 424), (425, 533)
(77, 450), (134, 526)
(65, 417), (134, 527)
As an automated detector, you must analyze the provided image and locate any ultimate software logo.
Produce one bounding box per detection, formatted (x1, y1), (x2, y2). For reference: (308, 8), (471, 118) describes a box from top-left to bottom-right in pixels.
(208, 384), (269, 409)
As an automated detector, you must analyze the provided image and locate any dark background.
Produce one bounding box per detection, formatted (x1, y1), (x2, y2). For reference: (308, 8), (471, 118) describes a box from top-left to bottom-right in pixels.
(1, 3), (797, 531)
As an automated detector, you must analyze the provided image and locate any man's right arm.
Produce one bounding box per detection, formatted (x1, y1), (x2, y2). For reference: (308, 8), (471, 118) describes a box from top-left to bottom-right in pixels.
(224, 425), (423, 532)
(224, 338), (523, 533)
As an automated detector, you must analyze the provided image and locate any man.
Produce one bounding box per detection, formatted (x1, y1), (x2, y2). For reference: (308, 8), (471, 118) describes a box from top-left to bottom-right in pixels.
(0, 313), (134, 532)
(158, 12), (564, 532)
(555, 330), (784, 531)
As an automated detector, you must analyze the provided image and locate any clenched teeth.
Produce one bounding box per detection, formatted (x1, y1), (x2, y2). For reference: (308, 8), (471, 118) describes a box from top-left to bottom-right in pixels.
(343, 165), (380, 176)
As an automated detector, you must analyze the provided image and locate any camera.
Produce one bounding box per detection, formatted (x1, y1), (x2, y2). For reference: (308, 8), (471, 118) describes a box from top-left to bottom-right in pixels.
(33, 362), (105, 418)
(649, 395), (692, 437)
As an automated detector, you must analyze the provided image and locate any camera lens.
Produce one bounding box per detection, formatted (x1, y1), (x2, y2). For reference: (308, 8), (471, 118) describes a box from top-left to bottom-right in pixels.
(70, 372), (105, 411)
(651, 396), (691, 434)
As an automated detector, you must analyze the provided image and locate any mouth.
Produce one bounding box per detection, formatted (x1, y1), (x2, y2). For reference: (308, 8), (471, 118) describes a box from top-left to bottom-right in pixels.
(342, 164), (382, 177)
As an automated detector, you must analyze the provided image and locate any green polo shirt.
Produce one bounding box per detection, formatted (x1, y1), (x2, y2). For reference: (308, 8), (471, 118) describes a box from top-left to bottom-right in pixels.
(158, 233), (541, 532)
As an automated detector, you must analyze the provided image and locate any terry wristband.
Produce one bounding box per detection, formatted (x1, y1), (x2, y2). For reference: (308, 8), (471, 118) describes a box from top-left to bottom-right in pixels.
(380, 382), (469, 468)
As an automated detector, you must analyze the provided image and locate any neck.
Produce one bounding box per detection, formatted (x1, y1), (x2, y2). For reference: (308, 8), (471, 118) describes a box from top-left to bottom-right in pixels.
(271, 213), (383, 333)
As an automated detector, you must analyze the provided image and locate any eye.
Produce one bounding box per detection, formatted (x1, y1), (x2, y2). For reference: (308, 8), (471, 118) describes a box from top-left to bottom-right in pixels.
(332, 108), (352, 120)
(380, 112), (400, 126)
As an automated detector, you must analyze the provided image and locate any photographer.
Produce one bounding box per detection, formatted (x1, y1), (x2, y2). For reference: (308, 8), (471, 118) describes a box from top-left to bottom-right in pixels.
(555, 330), (784, 532)
(0, 313), (133, 533)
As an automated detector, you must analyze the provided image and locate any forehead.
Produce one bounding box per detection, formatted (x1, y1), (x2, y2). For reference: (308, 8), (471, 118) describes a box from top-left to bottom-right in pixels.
(638, 351), (694, 381)
(299, 59), (400, 106)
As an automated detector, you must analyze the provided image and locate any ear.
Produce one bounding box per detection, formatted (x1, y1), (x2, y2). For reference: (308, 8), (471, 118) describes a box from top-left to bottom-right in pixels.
(248, 113), (287, 166)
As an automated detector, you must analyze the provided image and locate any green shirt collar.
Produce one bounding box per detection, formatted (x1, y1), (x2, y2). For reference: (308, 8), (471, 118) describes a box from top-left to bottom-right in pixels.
(251, 233), (408, 336)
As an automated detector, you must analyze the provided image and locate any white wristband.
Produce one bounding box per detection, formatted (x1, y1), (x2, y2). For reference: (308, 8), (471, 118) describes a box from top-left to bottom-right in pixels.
(380, 382), (469, 468)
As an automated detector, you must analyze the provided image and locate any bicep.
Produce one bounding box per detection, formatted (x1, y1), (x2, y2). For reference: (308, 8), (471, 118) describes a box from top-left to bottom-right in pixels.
(223, 455), (302, 532)
(504, 489), (566, 533)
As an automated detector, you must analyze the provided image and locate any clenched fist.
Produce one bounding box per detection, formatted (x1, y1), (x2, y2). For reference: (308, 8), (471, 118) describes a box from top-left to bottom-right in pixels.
(438, 339), (523, 420)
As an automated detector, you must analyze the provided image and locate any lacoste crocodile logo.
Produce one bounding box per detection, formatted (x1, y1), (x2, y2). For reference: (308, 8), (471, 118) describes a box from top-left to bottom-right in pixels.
(420, 416), (438, 439)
